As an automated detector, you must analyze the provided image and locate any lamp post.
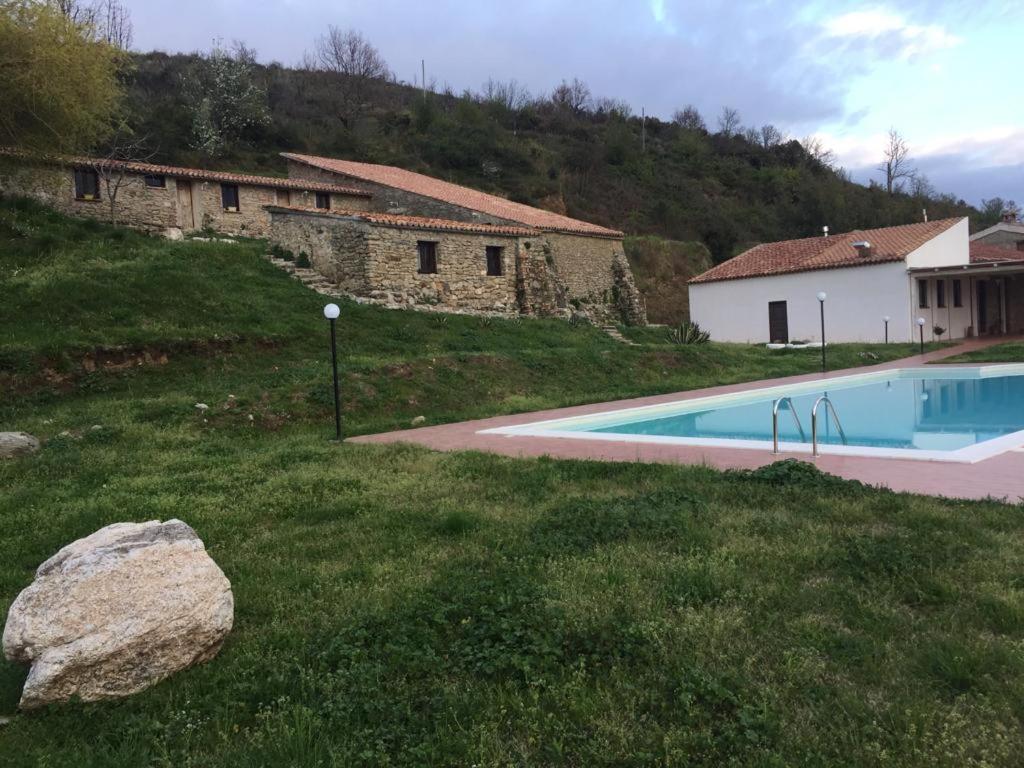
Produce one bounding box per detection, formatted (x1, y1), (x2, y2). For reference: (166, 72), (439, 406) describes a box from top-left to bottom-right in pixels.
(817, 291), (827, 373)
(883, 315), (890, 344)
(324, 303), (342, 441)
(916, 316), (926, 356)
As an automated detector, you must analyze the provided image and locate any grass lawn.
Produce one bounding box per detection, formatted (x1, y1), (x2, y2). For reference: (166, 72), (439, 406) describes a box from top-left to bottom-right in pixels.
(2, 198), (1022, 766)
(939, 341), (1024, 365)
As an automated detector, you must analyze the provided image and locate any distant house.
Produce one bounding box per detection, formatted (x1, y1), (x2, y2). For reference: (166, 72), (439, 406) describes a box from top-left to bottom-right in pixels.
(689, 218), (1024, 342)
(0, 152), (372, 238)
(0, 149), (644, 323)
(969, 212), (1024, 253)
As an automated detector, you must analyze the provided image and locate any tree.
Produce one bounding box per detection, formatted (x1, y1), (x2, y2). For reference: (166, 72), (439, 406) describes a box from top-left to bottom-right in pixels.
(0, 0), (123, 153)
(716, 106), (741, 137)
(479, 78), (531, 112)
(672, 105), (705, 132)
(182, 41), (270, 157)
(551, 78), (591, 114)
(594, 97), (632, 119)
(800, 135), (836, 169)
(878, 128), (916, 195)
(759, 124), (783, 149)
(89, 131), (153, 225)
(53, 0), (132, 49)
(307, 26), (390, 128)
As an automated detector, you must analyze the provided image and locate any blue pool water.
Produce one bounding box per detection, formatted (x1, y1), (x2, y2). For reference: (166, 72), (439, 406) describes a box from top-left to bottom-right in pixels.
(579, 371), (1024, 452)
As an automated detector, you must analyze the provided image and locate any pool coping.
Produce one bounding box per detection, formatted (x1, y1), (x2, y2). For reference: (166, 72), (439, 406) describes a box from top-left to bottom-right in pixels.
(478, 364), (1024, 464)
(349, 337), (1024, 502)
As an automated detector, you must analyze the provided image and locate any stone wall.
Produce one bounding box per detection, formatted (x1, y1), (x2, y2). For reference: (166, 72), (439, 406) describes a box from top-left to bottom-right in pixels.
(540, 232), (619, 299)
(268, 209), (371, 293)
(974, 230), (1024, 250)
(0, 160), (178, 229)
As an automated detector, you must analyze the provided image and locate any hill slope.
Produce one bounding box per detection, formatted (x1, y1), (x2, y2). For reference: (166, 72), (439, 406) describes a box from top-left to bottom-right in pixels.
(122, 52), (984, 267)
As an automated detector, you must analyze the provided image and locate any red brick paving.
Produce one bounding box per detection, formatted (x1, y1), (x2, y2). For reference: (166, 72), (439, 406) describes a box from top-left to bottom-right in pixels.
(350, 338), (1024, 502)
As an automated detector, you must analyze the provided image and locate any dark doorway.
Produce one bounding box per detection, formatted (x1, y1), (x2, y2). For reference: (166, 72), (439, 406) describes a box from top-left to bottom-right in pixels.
(768, 301), (789, 343)
(977, 282), (987, 334)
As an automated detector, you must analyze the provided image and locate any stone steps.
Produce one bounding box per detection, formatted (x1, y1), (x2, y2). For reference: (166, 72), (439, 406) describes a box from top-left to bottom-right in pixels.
(600, 325), (639, 346)
(265, 255), (343, 298)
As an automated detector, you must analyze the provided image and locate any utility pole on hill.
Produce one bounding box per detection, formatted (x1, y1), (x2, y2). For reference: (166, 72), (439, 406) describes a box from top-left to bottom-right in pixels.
(422, 60), (426, 102)
(641, 107), (646, 152)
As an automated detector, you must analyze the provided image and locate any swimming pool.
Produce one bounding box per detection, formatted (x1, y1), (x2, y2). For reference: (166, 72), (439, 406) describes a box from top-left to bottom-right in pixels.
(480, 366), (1024, 463)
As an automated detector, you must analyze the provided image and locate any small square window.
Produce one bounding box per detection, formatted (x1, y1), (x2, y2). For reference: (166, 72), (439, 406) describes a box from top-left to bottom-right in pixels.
(74, 168), (100, 200)
(417, 241), (438, 274)
(936, 279), (946, 308)
(917, 278), (929, 309)
(144, 174), (166, 188)
(315, 192), (330, 210)
(952, 279), (962, 308)
(1017, 240), (1024, 252)
(221, 184), (240, 211)
(485, 245), (503, 276)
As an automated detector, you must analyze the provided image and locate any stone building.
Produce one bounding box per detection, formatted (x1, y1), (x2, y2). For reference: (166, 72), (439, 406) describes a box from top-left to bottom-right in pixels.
(278, 153), (645, 322)
(1, 149), (645, 323)
(970, 211), (1024, 253)
(0, 152), (371, 238)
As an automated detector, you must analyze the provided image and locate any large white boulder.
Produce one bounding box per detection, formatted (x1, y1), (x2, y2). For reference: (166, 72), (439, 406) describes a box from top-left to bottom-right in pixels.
(2, 520), (233, 709)
(0, 432), (39, 459)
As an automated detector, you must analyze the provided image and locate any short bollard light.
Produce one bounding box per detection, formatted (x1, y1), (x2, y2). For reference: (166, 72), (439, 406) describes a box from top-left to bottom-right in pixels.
(883, 315), (890, 344)
(916, 316), (926, 355)
(324, 303), (342, 441)
(816, 291), (827, 373)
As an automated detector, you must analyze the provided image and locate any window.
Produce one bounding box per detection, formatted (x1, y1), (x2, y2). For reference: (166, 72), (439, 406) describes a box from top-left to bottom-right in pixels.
(953, 279), (962, 308)
(315, 192), (331, 210)
(144, 174), (166, 188)
(936, 279), (946, 308)
(220, 184), (240, 211)
(276, 189), (291, 207)
(485, 245), (503, 276)
(917, 278), (929, 308)
(417, 241), (438, 274)
(74, 168), (100, 200)
(1017, 240), (1024, 252)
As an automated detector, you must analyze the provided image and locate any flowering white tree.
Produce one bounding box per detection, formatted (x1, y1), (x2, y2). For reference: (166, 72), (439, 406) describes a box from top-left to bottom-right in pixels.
(183, 41), (270, 157)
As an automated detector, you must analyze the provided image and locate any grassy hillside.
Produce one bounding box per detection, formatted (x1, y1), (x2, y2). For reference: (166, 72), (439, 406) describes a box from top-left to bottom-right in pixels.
(2, 200), (1021, 766)
(122, 52), (986, 266)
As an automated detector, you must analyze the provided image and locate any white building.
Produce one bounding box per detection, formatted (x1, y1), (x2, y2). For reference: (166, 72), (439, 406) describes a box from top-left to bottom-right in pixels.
(688, 218), (1024, 343)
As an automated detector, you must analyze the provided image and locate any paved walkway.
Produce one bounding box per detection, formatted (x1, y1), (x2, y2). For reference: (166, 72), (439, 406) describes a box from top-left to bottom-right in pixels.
(351, 338), (1024, 502)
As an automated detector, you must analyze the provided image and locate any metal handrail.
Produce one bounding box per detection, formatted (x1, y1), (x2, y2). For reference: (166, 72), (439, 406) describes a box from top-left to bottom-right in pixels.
(811, 395), (848, 456)
(772, 397), (806, 453)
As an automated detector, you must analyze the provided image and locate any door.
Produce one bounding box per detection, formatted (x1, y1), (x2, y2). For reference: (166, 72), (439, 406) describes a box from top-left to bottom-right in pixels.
(176, 180), (195, 230)
(977, 282), (987, 334)
(768, 301), (789, 343)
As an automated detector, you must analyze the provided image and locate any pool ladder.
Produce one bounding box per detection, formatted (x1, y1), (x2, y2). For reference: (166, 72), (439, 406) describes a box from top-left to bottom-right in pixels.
(772, 395), (848, 456)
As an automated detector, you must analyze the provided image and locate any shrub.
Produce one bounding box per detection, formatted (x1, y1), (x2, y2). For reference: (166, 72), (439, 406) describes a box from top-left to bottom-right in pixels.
(296, 251), (311, 268)
(668, 320), (710, 345)
(933, 325), (946, 338)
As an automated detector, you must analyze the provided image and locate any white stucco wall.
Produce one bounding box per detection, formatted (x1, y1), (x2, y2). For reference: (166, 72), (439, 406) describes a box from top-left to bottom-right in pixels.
(688, 261), (914, 343)
(905, 218), (969, 269)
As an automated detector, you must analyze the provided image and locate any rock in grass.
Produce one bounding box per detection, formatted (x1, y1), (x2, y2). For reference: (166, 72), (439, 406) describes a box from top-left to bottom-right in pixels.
(0, 432), (39, 459)
(2, 520), (233, 710)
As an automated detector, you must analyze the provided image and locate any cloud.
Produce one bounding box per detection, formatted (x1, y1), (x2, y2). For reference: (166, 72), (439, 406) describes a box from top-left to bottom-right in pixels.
(822, 7), (961, 60)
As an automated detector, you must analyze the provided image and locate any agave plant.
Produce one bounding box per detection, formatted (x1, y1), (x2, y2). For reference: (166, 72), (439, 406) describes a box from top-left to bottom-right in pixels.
(668, 320), (710, 345)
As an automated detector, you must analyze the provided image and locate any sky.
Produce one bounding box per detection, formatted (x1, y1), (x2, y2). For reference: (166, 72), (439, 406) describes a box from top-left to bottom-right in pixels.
(124, 0), (1023, 207)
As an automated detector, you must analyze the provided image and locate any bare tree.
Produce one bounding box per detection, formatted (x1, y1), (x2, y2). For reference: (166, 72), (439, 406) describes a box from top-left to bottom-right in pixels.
(308, 27), (391, 128)
(800, 135), (836, 169)
(54, 0), (133, 49)
(878, 128), (916, 195)
(759, 124), (784, 149)
(594, 97), (632, 119)
(479, 78), (531, 112)
(551, 78), (591, 114)
(672, 105), (705, 132)
(717, 106), (741, 137)
(910, 174), (935, 200)
(89, 132), (154, 225)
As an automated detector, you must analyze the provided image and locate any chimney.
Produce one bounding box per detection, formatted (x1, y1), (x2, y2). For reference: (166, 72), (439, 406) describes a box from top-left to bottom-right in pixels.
(852, 240), (872, 257)
(922, 208), (928, 222)
(822, 225), (829, 237)
(1003, 210), (1018, 224)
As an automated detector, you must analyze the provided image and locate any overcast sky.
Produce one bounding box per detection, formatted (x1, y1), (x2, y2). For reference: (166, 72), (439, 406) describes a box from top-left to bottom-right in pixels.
(125, 0), (1022, 207)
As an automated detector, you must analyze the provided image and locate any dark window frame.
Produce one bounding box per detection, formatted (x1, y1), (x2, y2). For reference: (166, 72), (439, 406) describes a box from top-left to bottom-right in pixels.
(417, 241), (438, 274)
(936, 279), (946, 308)
(952, 278), (962, 308)
(74, 168), (100, 201)
(918, 278), (929, 309)
(220, 183), (240, 211)
(315, 192), (331, 210)
(485, 245), (503, 276)
(143, 174), (166, 188)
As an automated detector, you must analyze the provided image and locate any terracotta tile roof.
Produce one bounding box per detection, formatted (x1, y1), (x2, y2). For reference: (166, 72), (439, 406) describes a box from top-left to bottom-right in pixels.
(281, 152), (622, 238)
(266, 205), (537, 237)
(690, 218), (965, 284)
(969, 242), (1024, 264)
(0, 149), (370, 197)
